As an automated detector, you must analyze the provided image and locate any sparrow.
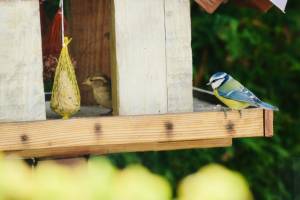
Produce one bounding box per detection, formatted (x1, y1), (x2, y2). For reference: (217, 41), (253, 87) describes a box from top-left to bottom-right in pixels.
(82, 76), (112, 110)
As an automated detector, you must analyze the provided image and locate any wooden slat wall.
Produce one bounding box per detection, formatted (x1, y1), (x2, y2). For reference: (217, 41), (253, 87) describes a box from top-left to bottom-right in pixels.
(0, 0), (46, 122)
(112, 0), (168, 115)
(112, 0), (194, 115)
(68, 0), (111, 105)
(165, 0), (193, 113)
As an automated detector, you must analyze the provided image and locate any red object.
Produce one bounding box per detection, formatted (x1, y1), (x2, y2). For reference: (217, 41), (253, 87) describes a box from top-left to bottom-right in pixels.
(251, 0), (273, 12)
(195, 0), (224, 14)
(39, 0), (49, 37)
(234, 0), (273, 12)
(43, 8), (67, 56)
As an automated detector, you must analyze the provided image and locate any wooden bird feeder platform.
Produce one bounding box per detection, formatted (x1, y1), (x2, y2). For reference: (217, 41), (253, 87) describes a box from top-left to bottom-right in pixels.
(0, 0), (274, 159)
(0, 108), (273, 158)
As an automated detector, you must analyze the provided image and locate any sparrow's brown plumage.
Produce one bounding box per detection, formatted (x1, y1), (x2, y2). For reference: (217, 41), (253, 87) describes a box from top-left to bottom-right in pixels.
(82, 76), (112, 109)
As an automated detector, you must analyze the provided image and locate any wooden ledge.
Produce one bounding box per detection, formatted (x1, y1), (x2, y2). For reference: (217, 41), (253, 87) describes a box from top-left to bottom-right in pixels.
(0, 109), (273, 158)
(7, 139), (233, 159)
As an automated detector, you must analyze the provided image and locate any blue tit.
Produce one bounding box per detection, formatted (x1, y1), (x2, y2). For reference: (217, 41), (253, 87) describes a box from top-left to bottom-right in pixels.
(207, 72), (279, 111)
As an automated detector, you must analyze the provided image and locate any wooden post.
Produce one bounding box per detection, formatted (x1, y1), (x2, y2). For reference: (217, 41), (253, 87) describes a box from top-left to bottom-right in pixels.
(112, 0), (193, 115)
(0, 0), (46, 122)
(165, 0), (193, 113)
(69, 0), (111, 105)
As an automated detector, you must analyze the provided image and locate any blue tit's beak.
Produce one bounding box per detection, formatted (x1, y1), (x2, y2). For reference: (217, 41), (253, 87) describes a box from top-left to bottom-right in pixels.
(206, 81), (212, 86)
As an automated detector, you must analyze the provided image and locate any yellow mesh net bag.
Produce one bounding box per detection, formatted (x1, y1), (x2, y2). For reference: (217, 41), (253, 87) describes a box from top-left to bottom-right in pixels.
(50, 37), (80, 119)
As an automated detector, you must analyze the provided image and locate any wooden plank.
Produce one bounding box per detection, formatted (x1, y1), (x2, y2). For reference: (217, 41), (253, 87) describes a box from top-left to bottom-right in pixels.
(0, 0), (46, 122)
(6, 139), (232, 159)
(264, 110), (274, 137)
(110, 0), (119, 115)
(69, 0), (111, 105)
(0, 109), (264, 156)
(165, 0), (193, 113)
(112, 0), (167, 115)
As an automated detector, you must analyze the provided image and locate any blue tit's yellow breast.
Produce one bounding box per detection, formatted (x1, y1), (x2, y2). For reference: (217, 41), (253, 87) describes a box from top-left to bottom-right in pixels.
(214, 90), (250, 110)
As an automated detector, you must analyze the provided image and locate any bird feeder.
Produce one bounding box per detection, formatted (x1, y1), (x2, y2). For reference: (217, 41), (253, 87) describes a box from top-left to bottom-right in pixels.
(0, 0), (275, 159)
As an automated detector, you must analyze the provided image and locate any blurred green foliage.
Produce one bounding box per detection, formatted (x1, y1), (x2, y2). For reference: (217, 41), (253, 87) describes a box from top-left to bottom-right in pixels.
(109, 2), (300, 200)
(42, 1), (300, 199)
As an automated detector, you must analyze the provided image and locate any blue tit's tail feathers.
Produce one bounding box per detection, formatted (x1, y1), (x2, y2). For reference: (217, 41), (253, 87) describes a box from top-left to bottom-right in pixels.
(257, 101), (279, 111)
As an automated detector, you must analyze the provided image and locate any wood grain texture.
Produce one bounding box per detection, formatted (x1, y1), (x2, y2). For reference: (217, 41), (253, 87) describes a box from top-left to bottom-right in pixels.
(69, 0), (111, 105)
(165, 0), (193, 113)
(0, 109), (265, 158)
(112, 0), (194, 115)
(112, 0), (167, 115)
(0, 0), (46, 122)
(264, 110), (274, 137)
(7, 139), (232, 159)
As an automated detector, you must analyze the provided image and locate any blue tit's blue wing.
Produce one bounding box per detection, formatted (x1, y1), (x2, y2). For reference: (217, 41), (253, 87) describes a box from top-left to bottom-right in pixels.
(218, 78), (261, 105)
(218, 78), (279, 111)
(218, 87), (261, 105)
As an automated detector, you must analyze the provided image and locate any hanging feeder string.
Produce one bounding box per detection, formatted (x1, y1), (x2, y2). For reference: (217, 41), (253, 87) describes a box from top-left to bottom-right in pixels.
(59, 0), (64, 47)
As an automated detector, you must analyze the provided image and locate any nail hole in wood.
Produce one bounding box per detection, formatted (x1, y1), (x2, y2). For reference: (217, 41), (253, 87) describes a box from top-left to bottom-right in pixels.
(94, 123), (102, 136)
(20, 134), (29, 143)
(226, 121), (235, 134)
(165, 121), (174, 135)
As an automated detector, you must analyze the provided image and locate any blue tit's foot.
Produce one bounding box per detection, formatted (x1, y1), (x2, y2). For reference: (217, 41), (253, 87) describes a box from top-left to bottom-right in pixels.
(238, 110), (242, 118)
(221, 107), (232, 118)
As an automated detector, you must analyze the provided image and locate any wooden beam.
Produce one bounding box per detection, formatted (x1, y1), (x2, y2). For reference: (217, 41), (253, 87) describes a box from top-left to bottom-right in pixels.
(112, 0), (167, 115)
(264, 110), (274, 137)
(0, 109), (265, 158)
(165, 0), (193, 113)
(111, 0), (194, 115)
(6, 139), (232, 159)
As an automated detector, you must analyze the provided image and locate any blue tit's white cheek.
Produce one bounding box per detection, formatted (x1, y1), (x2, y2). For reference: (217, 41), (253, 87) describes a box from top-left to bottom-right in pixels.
(211, 79), (224, 89)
